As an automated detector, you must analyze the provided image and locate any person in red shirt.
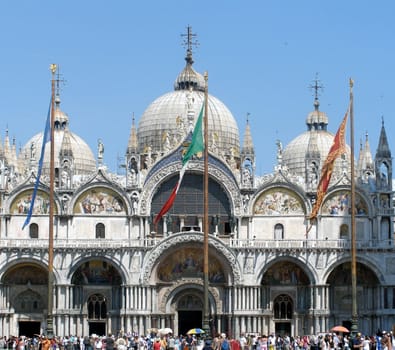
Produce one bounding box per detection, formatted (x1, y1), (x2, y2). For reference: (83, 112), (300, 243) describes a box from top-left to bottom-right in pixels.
(230, 338), (241, 350)
(153, 338), (161, 350)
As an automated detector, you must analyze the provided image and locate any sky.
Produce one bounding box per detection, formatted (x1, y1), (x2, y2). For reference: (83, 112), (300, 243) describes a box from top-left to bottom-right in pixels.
(0, 1), (394, 176)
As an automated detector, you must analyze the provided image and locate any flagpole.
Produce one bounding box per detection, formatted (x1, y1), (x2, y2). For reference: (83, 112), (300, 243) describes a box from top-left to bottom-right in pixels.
(47, 64), (57, 337)
(202, 71), (210, 336)
(349, 78), (359, 336)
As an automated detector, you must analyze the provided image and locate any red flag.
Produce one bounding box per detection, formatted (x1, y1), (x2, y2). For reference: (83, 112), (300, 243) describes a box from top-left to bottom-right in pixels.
(308, 109), (349, 223)
(154, 166), (186, 225)
(154, 181), (180, 225)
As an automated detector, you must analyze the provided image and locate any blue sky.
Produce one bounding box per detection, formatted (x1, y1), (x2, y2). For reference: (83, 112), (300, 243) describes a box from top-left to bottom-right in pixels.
(0, 1), (394, 175)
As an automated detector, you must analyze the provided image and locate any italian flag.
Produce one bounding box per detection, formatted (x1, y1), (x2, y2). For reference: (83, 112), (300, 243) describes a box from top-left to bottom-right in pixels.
(154, 103), (204, 225)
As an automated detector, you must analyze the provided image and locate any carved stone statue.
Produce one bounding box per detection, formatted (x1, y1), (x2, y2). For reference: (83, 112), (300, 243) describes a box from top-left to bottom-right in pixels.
(98, 139), (104, 160)
(30, 142), (36, 160)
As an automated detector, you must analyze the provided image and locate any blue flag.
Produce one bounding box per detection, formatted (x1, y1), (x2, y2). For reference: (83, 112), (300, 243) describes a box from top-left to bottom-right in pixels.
(22, 100), (51, 230)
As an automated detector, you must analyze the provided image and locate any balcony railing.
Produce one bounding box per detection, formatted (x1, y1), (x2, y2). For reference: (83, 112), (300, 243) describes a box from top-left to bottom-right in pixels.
(229, 238), (394, 250)
(0, 237), (393, 250)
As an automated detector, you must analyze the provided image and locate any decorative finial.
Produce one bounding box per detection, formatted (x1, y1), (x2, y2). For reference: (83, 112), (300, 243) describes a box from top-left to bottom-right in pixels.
(181, 25), (199, 65)
(349, 77), (354, 89)
(309, 73), (324, 110)
(246, 112), (250, 124)
(381, 115), (385, 127)
(50, 64), (57, 75)
(54, 66), (66, 107)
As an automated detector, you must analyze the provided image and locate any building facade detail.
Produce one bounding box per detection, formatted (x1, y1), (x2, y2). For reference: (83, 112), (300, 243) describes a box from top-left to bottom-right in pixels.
(0, 29), (394, 338)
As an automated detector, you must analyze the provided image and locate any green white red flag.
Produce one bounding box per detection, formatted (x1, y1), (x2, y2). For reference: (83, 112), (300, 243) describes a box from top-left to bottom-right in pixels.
(154, 103), (204, 225)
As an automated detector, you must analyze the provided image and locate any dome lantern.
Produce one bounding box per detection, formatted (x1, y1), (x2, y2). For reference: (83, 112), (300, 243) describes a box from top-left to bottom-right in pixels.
(174, 26), (205, 92)
(137, 27), (240, 166)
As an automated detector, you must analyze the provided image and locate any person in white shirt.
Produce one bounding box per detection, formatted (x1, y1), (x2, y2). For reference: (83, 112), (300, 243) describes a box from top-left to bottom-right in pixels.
(362, 336), (370, 350)
(239, 335), (247, 350)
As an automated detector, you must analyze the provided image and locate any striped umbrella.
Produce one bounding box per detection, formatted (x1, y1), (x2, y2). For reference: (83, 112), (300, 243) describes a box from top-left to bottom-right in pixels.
(186, 328), (205, 335)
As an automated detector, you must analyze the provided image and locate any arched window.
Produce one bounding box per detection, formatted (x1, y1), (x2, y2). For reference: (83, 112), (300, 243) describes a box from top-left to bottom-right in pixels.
(273, 294), (293, 319)
(29, 223), (39, 239)
(96, 223), (105, 239)
(274, 223), (284, 240)
(340, 224), (349, 239)
(15, 290), (43, 312)
(381, 218), (391, 240)
(87, 294), (107, 320)
(380, 163), (389, 187)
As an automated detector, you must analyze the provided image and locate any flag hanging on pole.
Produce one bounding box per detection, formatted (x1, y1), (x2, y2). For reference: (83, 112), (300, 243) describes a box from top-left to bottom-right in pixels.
(22, 99), (52, 230)
(307, 107), (349, 231)
(154, 103), (204, 225)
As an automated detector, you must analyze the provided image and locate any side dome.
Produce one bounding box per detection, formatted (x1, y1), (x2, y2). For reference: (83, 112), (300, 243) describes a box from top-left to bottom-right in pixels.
(282, 100), (351, 181)
(19, 108), (96, 176)
(283, 131), (343, 176)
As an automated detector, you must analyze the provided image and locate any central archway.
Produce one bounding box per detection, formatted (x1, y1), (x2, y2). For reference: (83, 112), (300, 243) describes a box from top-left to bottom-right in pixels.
(177, 293), (203, 336)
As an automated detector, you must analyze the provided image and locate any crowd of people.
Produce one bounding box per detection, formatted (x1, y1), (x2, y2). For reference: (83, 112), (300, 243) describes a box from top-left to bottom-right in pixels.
(0, 330), (395, 350)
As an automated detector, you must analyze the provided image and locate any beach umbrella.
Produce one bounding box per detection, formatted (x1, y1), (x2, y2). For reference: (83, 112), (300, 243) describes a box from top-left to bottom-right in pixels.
(186, 328), (205, 335)
(158, 328), (173, 334)
(330, 325), (350, 333)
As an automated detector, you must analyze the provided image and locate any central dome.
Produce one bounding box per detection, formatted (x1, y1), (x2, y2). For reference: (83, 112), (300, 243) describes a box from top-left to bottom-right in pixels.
(137, 49), (240, 159)
(137, 91), (240, 157)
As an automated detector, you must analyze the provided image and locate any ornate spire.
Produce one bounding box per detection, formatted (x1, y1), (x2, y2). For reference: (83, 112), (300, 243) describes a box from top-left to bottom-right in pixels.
(3, 128), (11, 163)
(0, 135), (3, 158)
(11, 136), (18, 169)
(126, 113), (138, 154)
(357, 138), (364, 174)
(59, 125), (73, 157)
(362, 132), (374, 170)
(241, 113), (254, 155)
(305, 129), (320, 159)
(376, 117), (391, 159)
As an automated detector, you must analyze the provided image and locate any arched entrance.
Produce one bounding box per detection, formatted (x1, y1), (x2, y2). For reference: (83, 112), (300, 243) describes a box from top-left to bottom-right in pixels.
(155, 243), (228, 337)
(71, 259), (123, 336)
(327, 262), (380, 327)
(261, 260), (311, 335)
(2, 262), (48, 336)
(177, 293), (203, 336)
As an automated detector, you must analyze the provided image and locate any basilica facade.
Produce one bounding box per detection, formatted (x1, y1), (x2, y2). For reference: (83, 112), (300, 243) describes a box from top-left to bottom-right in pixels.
(0, 39), (394, 339)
